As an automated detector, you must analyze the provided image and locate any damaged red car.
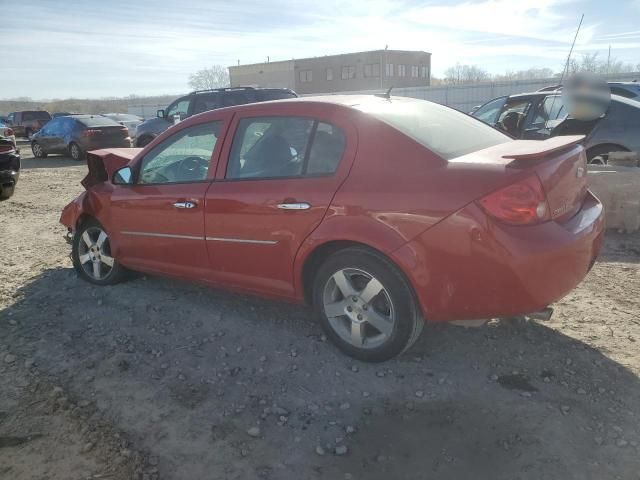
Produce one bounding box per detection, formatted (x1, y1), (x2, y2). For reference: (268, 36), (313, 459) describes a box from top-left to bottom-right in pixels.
(60, 96), (604, 362)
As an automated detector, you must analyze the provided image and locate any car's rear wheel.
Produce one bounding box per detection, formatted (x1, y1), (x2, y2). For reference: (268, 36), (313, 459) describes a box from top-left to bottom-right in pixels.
(69, 142), (84, 161)
(587, 144), (628, 165)
(312, 247), (423, 362)
(31, 142), (47, 158)
(72, 219), (127, 285)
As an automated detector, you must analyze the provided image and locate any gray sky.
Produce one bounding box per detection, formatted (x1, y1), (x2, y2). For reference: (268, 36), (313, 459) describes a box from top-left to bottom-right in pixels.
(2, 0), (639, 99)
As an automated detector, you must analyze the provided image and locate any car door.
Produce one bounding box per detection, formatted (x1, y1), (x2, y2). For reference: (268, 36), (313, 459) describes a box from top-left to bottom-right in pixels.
(109, 118), (228, 278)
(47, 117), (68, 153)
(204, 106), (356, 298)
(521, 95), (567, 140)
(35, 118), (59, 152)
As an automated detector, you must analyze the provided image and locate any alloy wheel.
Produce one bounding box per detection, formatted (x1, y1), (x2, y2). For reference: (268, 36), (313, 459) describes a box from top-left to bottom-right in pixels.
(77, 226), (115, 281)
(70, 143), (81, 160)
(32, 143), (43, 157)
(322, 268), (395, 349)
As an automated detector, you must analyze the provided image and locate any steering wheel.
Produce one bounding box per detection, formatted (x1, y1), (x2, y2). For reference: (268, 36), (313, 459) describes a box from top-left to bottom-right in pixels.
(177, 156), (208, 178)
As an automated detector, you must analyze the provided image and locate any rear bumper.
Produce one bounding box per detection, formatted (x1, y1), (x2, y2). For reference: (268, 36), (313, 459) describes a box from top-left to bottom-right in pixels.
(84, 138), (132, 150)
(392, 191), (605, 322)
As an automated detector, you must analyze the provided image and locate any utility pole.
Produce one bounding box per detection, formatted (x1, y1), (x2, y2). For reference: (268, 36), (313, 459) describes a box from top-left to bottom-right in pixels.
(607, 45), (611, 75)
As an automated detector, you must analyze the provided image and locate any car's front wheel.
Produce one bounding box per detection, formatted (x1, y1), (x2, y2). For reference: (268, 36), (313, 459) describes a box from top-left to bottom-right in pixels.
(72, 219), (127, 285)
(312, 247), (423, 362)
(31, 141), (47, 158)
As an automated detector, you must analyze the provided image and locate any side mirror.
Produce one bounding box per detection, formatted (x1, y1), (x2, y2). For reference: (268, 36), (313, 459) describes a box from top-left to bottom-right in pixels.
(157, 109), (165, 119)
(113, 166), (133, 185)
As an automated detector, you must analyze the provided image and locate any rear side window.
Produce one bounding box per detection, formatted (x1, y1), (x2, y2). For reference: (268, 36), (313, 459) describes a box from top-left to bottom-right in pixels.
(226, 117), (345, 179)
(356, 98), (509, 160)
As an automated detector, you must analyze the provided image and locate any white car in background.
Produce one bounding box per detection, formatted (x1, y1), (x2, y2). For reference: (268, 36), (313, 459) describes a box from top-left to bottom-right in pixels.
(0, 121), (16, 147)
(101, 113), (143, 144)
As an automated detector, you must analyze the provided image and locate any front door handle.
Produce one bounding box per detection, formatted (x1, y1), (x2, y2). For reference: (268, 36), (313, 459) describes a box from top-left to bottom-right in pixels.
(277, 202), (311, 210)
(173, 201), (197, 209)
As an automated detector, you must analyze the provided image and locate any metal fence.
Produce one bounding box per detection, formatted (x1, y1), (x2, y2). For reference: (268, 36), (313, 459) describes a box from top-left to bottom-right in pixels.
(312, 72), (640, 113)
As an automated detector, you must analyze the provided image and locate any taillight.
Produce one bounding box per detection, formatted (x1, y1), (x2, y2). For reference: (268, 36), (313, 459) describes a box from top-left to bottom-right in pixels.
(0, 144), (15, 154)
(477, 174), (550, 225)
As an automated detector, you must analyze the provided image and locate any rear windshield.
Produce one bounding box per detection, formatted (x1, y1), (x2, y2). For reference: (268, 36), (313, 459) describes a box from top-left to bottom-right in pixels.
(257, 90), (297, 101)
(76, 116), (121, 127)
(355, 97), (510, 159)
(23, 111), (51, 121)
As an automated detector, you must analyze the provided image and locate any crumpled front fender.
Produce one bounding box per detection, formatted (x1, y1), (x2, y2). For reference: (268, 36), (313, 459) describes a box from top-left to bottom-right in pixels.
(60, 191), (87, 232)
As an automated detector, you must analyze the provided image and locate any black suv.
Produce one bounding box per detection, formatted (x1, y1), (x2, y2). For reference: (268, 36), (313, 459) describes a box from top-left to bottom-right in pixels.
(134, 87), (297, 147)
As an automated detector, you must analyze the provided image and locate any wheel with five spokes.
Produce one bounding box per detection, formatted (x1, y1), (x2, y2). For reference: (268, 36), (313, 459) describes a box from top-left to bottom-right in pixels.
(72, 219), (127, 285)
(313, 247), (423, 362)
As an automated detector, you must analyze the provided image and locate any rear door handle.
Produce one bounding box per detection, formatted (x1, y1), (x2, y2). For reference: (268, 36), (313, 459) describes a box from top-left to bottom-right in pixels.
(277, 202), (311, 210)
(173, 201), (197, 209)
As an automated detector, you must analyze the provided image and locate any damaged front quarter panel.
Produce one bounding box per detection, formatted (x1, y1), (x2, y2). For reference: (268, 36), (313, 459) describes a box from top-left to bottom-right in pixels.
(61, 148), (140, 234)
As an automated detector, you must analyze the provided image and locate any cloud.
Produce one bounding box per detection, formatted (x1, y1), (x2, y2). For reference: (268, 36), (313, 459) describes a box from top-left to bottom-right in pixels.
(2, 0), (639, 98)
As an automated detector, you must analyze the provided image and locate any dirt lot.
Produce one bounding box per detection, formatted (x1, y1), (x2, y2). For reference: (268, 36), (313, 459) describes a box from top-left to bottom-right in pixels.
(1, 140), (640, 480)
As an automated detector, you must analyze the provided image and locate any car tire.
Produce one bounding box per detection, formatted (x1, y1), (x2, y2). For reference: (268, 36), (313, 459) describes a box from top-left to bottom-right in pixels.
(72, 219), (127, 286)
(31, 141), (48, 158)
(69, 142), (84, 161)
(312, 246), (424, 362)
(587, 144), (628, 165)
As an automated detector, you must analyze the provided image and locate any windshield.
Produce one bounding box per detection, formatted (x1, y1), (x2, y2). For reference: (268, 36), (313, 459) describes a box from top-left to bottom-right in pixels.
(356, 97), (510, 159)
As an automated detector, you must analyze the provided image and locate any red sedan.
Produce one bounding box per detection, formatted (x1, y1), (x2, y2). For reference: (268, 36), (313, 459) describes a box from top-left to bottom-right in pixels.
(60, 96), (604, 362)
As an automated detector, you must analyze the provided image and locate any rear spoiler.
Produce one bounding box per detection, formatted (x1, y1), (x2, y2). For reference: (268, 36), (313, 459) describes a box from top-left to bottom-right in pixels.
(501, 135), (585, 160)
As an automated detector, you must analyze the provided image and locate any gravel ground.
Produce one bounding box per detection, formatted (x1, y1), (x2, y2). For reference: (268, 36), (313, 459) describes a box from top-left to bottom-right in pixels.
(1, 140), (640, 480)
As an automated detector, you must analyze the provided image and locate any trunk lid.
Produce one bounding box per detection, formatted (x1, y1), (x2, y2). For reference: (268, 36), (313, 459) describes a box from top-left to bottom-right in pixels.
(82, 148), (141, 189)
(451, 135), (588, 223)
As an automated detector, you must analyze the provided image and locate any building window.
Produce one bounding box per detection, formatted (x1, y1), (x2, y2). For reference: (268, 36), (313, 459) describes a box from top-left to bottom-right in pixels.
(411, 65), (419, 77)
(341, 65), (355, 80)
(420, 65), (428, 78)
(299, 70), (313, 83)
(364, 63), (380, 78)
(326, 68), (333, 81)
(385, 63), (394, 77)
(397, 65), (406, 77)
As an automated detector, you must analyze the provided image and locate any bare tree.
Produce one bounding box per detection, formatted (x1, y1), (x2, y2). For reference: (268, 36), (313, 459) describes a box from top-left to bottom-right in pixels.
(188, 65), (230, 90)
(443, 63), (490, 85)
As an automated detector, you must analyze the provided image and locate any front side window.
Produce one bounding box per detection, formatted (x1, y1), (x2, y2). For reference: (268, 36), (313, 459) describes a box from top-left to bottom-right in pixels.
(165, 98), (190, 119)
(532, 96), (567, 126)
(472, 96), (508, 124)
(138, 121), (221, 184)
(226, 117), (345, 179)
